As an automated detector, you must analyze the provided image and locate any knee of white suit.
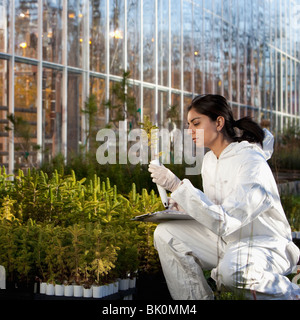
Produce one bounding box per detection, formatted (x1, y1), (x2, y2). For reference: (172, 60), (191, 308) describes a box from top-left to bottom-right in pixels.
(153, 222), (180, 250)
(153, 223), (165, 249)
(216, 258), (250, 290)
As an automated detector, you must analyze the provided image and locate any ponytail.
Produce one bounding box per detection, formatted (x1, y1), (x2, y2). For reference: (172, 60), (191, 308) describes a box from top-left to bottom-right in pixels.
(188, 94), (265, 146)
(234, 116), (265, 147)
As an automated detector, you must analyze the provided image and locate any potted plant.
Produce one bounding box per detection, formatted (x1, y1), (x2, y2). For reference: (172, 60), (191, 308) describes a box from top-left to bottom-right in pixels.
(66, 224), (86, 297)
(55, 282), (64, 296)
(13, 222), (37, 295)
(91, 248), (118, 298)
(82, 263), (93, 298)
(63, 279), (74, 297)
(52, 227), (68, 296)
(33, 224), (49, 294)
(115, 245), (139, 291)
(43, 225), (58, 296)
(0, 221), (17, 292)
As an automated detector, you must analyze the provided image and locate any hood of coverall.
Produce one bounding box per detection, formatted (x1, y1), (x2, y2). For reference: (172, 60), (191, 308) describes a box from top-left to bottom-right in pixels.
(260, 128), (275, 160)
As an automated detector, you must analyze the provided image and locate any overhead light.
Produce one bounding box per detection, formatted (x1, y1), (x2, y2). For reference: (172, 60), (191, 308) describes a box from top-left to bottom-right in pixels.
(19, 42), (27, 49)
(110, 30), (123, 39)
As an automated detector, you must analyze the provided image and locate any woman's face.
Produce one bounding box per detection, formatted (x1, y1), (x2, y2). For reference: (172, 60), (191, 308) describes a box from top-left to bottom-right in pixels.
(187, 108), (219, 149)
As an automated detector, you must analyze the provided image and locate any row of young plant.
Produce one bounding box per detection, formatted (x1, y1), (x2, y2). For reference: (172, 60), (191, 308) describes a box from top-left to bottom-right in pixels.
(0, 167), (163, 291)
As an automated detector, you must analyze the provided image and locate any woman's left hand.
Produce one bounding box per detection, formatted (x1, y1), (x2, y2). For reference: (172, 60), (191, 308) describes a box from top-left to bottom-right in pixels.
(168, 197), (185, 212)
(148, 163), (181, 192)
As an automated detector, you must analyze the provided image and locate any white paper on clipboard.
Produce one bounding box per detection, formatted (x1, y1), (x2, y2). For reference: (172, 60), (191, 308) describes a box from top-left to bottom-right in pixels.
(131, 210), (193, 223)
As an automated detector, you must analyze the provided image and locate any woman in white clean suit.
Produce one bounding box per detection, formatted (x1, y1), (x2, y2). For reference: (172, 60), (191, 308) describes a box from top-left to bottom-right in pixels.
(148, 94), (300, 300)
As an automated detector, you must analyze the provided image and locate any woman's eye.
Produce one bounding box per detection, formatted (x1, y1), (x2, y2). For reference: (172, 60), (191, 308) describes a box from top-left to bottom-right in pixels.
(194, 123), (200, 126)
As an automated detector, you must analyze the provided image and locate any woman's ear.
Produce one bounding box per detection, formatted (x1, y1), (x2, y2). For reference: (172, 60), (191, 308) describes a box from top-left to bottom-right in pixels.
(216, 116), (225, 132)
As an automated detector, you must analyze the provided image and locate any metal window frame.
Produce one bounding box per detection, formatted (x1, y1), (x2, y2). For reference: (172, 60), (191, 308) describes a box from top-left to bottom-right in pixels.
(1, 0), (300, 173)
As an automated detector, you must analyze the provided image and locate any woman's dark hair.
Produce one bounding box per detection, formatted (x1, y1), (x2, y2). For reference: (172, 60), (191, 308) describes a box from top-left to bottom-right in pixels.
(188, 94), (265, 146)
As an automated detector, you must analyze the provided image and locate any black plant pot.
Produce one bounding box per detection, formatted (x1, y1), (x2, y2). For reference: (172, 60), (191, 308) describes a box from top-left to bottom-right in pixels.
(0, 281), (36, 300)
(134, 272), (172, 300)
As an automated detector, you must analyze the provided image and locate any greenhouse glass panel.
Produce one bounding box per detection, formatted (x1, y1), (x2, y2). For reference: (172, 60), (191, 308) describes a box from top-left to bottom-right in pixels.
(43, 0), (63, 64)
(0, 0), (9, 53)
(90, 0), (106, 73)
(143, 0), (155, 83)
(42, 68), (62, 161)
(14, 62), (38, 168)
(171, 0), (181, 90)
(67, 0), (84, 68)
(109, 0), (124, 76)
(157, 0), (169, 87)
(0, 59), (8, 166)
(127, 0), (141, 80)
(15, 0), (38, 58)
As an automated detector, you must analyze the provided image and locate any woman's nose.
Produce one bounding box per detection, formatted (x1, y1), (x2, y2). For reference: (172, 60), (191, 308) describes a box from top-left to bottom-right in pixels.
(187, 127), (194, 135)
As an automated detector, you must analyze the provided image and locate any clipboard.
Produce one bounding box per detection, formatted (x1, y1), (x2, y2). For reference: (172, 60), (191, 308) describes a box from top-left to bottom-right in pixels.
(131, 210), (193, 223)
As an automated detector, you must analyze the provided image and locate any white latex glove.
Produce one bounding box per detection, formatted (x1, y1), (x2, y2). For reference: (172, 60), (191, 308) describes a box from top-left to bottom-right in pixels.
(148, 163), (181, 192)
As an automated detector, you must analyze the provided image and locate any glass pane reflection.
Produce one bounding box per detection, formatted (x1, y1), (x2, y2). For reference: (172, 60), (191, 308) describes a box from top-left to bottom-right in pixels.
(68, 0), (84, 68)
(143, 0), (155, 83)
(43, 0), (63, 64)
(15, 0), (38, 58)
(0, 0), (9, 53)
(42, 68), (62, 161)
(0, 0), (298, 169)
(90, 0), (106, 73)
(14, 62), (37, 168)
(109, 0), (124, 76)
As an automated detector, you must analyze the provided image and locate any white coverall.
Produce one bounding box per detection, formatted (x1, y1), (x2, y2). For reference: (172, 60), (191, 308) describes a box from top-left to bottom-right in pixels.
(154, 130), (300, 300)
